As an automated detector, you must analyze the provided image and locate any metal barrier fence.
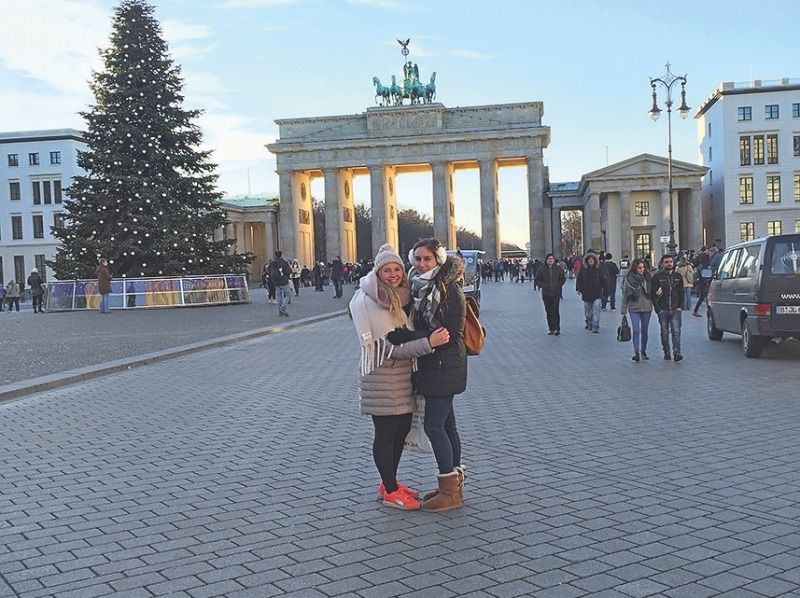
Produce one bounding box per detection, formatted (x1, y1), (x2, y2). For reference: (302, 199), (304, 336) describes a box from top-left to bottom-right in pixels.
(44, 274), (250, 312)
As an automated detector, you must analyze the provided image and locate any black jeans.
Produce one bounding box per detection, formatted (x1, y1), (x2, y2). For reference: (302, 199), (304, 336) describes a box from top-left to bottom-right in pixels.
(32, 294), (43, 312)
(602, 278), (617, 309)
(542, 294), (561, 331)
(5, 298), (19, 312)
(333, 279), (343, 298)
(693, 279), (708, 313)
(371, 413), (412, 494)
(423, 395), (461, 474)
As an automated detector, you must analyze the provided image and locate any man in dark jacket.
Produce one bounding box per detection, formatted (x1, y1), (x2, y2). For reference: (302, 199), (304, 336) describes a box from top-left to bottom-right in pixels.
(651, 254), (685, 361)
(576, 252), (608, 333)
(95, 258), (113, 314)
(601, 253), (620, 310)
(534, 253), (566, 335)
(270, 251), (292, 317)
(331, 256), (344, 298)
(27, 268), (45, 314)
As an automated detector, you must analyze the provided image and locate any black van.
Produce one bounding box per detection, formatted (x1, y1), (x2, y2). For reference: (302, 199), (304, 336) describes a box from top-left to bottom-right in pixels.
(707, 234), (800, 357)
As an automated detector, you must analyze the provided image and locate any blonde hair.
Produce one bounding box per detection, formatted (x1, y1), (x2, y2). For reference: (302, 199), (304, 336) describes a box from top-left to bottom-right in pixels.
(376, 268), (410, 325)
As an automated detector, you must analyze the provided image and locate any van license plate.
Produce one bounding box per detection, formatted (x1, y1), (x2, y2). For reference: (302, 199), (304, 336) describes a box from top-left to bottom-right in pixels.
(777, 305), (800, 314)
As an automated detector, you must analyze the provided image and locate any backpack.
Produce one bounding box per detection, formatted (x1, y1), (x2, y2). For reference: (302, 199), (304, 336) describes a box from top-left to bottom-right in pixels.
(463, 295), (486, 356)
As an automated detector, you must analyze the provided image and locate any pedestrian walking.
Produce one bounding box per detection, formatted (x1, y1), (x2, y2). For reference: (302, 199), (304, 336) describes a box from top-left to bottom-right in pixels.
(601, 253), (620, 310)
(96, 258), (113, 314)
(4, 280), (20, 312)
(261, 260), (276, 304)
(290, 259), (301, 297)
(576, 252), (608, 333)
(534, 253), (566, 335)
(27, 268), (45, 314)
(313, 262), (324, 291)
(692, 247), (713, 317)
(331, 256), (344, 299)
(676, 256), (695, 311)
(269, 251), (292, 317)
(651, 254), (685, 362)
(408, 238), (468, 512)
(620, 258), (654, 361)
(349, 243), (450, 511)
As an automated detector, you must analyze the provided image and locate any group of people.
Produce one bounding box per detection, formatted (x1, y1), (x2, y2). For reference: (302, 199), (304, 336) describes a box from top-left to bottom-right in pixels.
(350, 238), (469, 512)
(481, 258), (540, 283)
(2, 268), (46, 313)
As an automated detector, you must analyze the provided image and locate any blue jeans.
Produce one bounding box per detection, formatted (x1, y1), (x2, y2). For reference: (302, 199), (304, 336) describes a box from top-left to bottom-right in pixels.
(424, 395), (461, 475)
(100, 293), (110, 313)
(583, 299), (601, 330)
(658, 310), (682, 354)
(683, 288), (693, 310)
(333, 279), (343, 298)
(629, 311), (651, 354)
(276, 284), (291, 313)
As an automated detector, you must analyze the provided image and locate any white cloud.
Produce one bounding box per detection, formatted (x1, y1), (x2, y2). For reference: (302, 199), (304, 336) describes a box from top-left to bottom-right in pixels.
(161, 20), (213, 42)
(448, 49), (495, 60)
(347, 0), (404, 8)
(0, 0), (109, 95)
(217, 0), (298, 8)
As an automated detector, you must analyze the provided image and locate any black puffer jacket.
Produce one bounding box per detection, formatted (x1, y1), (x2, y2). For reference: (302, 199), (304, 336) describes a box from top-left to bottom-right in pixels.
(534, 263), (565, 296)
(414, 278), (467, 398)
(576, 256), (608, 302)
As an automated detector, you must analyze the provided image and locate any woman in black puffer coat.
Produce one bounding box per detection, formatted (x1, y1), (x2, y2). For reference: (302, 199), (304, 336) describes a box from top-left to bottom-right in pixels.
(408, 238), (467, 512)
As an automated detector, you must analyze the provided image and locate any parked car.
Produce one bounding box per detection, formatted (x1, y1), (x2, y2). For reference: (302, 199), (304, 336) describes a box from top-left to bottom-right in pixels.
(707, 234), (800, 357)
(447, 249), (484, 304)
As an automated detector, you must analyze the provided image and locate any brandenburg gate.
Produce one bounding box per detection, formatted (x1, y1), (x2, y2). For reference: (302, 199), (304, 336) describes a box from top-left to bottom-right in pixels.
(267, 41), (550, 266)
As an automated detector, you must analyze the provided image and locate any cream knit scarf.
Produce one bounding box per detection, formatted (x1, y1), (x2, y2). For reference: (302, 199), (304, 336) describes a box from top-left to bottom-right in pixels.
(349, 271), (412, 376)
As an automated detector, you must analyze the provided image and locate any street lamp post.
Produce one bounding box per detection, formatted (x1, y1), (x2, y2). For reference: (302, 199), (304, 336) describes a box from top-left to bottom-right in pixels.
(648, 63), (690, 255)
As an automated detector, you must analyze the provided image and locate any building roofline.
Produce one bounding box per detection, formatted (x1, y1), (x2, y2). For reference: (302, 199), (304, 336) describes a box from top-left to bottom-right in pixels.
(695, 79), (800, 118)
(0, 129), (85, 144)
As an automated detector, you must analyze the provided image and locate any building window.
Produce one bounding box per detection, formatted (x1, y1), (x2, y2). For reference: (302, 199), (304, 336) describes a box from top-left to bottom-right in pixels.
(709, 170), (713, 185)
(33, 215), (44, 239)
(739, 136), (751, 166)
(42, 181), (51, 205)
(35, 255), (46, 282)
(795, 173), (800, 201)
(767, 220), (782, 236)
(9, 181), (20, 201)
(739, 176), (753, 204)
(14, 256), (25, 285)
(753, 135), (764, 165)
(767, 175), (781, 203)
(11, 215), (23, 240)
(28, 152), (39, 166)
(634, 201), (649, 216)
(0, 260), (3, 285)
(737, 106), (752, 121)
(708, 122), (712, 137)
(708, 146), (712, 162)
(634, 232), (652, 264)
(49, 151), (61, 165)
(765, 104), (779, 119)
(796, 220), (800, 234)
(767, 134), (779, 164)
(794, 135), (800, 157)
(7, 153), (18, 167)
(54, 180), (62, 204)
(740, 222), (755, 242)
(32, 181), (41, 205)
(53, 212), (66, 229)
(793, 103), (800, 118)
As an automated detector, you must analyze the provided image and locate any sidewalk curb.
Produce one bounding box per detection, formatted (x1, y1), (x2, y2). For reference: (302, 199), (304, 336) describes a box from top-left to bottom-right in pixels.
(0, 310), (347, 404)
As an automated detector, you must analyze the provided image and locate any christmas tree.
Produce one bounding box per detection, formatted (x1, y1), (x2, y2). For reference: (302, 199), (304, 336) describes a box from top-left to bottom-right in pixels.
(52, 0), (253, 279)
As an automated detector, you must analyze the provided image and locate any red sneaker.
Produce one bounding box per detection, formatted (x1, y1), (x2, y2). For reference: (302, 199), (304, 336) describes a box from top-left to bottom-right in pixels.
(382, 489), (420, 510)
(377, 483), (420, 500)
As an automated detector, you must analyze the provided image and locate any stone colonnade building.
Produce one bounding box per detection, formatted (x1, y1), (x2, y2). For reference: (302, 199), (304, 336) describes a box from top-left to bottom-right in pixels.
(215, 196), (278, 280)
(548, 154), (707, 263)
(267, 102), (551, 265)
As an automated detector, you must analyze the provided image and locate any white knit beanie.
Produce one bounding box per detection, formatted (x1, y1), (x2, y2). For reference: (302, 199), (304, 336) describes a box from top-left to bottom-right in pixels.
(373, 243), (404, 272)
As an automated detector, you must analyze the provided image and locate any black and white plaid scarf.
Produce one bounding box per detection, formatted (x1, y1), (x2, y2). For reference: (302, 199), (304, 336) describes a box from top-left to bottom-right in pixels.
(409, 265), (442, 329)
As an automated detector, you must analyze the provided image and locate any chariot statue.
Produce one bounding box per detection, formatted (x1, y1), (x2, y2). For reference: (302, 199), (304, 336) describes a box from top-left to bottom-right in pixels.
(371, 38), (437, 107)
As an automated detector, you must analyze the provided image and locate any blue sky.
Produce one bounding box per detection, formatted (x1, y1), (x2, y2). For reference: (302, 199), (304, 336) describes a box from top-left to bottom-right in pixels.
(1, 0), (798, 246)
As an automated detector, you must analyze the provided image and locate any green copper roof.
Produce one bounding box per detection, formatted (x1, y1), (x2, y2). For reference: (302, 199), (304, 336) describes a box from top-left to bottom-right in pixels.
(218, 195), (278, 208)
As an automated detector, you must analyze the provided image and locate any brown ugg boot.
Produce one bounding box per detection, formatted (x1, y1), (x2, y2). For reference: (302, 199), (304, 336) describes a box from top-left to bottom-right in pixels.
(422, 471), (463, 512)
(423, 466), (465, 502)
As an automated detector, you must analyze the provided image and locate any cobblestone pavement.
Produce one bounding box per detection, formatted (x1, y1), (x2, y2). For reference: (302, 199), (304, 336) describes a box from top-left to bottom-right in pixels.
(1, 280), (800, 598)
(0, 283), (354, 386)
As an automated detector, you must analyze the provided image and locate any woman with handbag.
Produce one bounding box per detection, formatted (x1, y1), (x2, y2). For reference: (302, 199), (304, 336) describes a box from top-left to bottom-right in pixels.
(408, 238), (468, 512)
(620, 258), (654, 362)
(349, 244), (450, 511)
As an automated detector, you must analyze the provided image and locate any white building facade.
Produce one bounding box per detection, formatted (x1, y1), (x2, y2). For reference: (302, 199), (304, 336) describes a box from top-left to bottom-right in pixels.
(0, 129), (86, 287)
(696, 79), (800, 248)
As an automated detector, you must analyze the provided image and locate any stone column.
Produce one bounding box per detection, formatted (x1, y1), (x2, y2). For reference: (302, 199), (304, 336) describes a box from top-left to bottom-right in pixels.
(526, 155), (545, 259)
(235, 221), (246, 253)
(339, 169), (357, 262)
(551, 207), (562, 257)
(432, 161), (457, 249)
(264, 210), (277, 259)
(291, 171), (314, 267)
(277, 171), (294, 256)
(324, 168), (341, 263)
(479, 158), (500, 261)
(687, 185), (703, 250)
(618, 190), (632, 260)
(224, 223), (234, 253)
(584, 192), (602, 252)
(369, 165), (398, 257)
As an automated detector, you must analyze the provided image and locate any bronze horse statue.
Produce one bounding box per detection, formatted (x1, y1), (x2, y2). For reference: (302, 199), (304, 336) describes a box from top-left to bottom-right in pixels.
(372, 77), (391, 106)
